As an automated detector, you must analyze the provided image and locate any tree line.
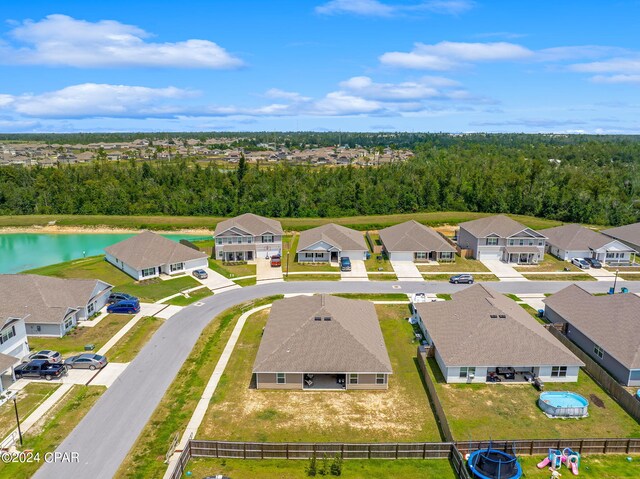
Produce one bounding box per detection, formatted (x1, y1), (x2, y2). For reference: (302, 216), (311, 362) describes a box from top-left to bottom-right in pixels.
(0, 139), (638, 226)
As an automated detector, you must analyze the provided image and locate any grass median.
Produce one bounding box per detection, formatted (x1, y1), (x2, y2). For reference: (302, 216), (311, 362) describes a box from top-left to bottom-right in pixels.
(108, 316), (166, 363)
(116, 295), (283, 479)
(0, 384), (60, 440)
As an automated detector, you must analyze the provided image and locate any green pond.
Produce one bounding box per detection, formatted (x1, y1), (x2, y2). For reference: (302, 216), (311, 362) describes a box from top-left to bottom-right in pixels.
(0, 233), (209, 274)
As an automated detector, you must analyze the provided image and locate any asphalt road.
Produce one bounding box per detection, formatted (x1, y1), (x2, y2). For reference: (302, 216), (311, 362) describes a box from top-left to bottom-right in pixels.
(33, 279), (640, 479)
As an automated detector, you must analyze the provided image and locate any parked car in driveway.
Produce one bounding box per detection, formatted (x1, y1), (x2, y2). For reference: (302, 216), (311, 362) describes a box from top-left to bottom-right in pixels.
(192, 269), (208, 279)
(64, 354), (108, 371)
(22, 350), (62, 364)
(270, 255), (281, 267)
(584, 257), (602, 268)
(572, 258), (590, 269)
(14, 360), (67, 380)
(108, 292), (138, 304)
(340, 257), (352, 272)
(449, 274), (474, 284)
(107, 300), (140, 314)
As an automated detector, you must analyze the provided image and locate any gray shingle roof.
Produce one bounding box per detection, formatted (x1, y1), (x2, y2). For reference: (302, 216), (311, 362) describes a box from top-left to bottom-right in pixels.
(415, 284), (582, 368)
(542, 224), (619, 251)
(378, 220), (455, 253)
(0, 274), (112, 325)
(105, 231), (207, 270)
(253, 295), (392, 374)
(214, 213), (284, 236)
(459, 215), (545, 239)
(544, 285), (640, 369)
(0, 352), (19, 374)
(602, 222), (640, 251)
(297, 223), (367, 252)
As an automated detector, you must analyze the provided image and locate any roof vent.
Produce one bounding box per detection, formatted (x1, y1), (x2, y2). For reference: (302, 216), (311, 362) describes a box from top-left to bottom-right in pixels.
(498, 314), (507, 319)
(490, 314), (498, 319)
(323, 316), (332, 321)
(314, 316), (321, 321)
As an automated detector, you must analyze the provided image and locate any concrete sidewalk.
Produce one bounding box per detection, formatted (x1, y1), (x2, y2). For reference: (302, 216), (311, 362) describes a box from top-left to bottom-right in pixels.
(162, 303), (273, 479)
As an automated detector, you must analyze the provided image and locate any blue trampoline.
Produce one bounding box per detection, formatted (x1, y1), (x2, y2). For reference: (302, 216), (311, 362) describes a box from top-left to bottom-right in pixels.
(468, 444), (522, 479)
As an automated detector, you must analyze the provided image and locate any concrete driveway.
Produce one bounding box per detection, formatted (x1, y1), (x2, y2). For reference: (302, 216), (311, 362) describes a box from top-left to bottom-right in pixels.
(481, 260), (526, 281)
(194, 267), (240, 292)
(341, 259), (368, 281)
(12, 362), (127, 388)
(586, 267), (621, 282)
(256, 258), (283, 283)
(390, 261), (423, 281)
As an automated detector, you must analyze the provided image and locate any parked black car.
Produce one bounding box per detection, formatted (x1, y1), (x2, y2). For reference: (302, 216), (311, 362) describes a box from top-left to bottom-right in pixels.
(584, 257), (602, 269)
(14, 360), (67, 380)
(108, 292), (138, 304)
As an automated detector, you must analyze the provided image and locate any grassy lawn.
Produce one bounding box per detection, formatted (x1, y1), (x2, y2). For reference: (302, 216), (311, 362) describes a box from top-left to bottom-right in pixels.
(422, 273), (499, 281)
(116, 296), (283, 479)
(436, 293), (452, 300)
(28, 314), (134, 356)
(282, 234), (340, 273)
(234, 277), (257, 286)
(368, 273), (398, 281)
(285, 274), (341, 281)
(200, 304), (441, 443)
(620, 273), (640, 280)
(426, 358), (640, 440)
(0, 383), (59, 439)
(163, 287), (212, 306)
(208, 259), (256, 278)
(0, 385), (104, 479)
(364, 242), (394, 273)
(333, 293), (408, 301)
(522, 274), (596, 281)
(0, 212), (564, 232)
(515, 254), (581, 272)
(417, 256), (490, 273)
(108, 316), (165, 363)
(519, 454), (640, 479)
(183, 458), (457, 479)
(25, 255), (201, 302)
(520, 303), (546, 323)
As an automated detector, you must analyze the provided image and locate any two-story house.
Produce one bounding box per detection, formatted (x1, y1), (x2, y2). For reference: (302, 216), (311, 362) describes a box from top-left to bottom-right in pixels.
(457, 215), (546, 264)
(214, 213), (284, 261)
(0, 308), (30, 391)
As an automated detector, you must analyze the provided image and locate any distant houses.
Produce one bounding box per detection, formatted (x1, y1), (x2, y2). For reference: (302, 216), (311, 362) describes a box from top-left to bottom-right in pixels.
(214, 213), (284, 261)
(105, 231), (208, 280)
(0, 274), (113, 338)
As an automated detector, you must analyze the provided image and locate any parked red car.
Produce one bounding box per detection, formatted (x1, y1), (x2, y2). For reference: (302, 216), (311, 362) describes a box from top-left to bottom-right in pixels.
(270, 255), (281, 267)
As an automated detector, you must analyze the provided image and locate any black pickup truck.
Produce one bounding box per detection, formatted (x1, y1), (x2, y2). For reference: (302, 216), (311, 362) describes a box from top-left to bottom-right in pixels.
(14, 360), (67, 380)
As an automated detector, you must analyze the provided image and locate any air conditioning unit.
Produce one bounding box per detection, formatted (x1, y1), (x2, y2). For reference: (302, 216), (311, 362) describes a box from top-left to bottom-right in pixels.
(469, 373), (475, 379)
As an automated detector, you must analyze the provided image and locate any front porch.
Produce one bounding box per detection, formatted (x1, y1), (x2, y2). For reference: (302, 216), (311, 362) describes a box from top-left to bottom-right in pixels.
(504, 246), (541, 264)
(224, 250), (254, 262)
(302, 373), (346, 390)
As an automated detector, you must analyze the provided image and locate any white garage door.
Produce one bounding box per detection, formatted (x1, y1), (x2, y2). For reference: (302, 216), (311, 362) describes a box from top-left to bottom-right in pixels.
(479, 250), (502, 260)
(389, 252), (413, 262)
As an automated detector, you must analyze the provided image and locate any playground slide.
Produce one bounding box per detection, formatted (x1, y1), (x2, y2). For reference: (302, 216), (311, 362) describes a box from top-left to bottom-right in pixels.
(537, 457), (551, 469)
(569, 462), (579, 475)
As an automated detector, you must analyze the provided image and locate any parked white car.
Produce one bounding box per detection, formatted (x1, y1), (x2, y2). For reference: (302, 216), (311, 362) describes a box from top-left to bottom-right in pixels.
(571, 258), (590, 269)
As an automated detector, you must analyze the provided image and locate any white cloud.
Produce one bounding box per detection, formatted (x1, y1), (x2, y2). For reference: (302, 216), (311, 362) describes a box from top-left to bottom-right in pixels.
(591, 74), (640, 84)
(264, 88), (312, 102)
(315, 0), (473, 17)
(380, 41), (533, 70)
(0, 14), (243, 69)
(338, 75), (463, 101)
(570, 58), (640, 74)
(3, 83), (197, 118)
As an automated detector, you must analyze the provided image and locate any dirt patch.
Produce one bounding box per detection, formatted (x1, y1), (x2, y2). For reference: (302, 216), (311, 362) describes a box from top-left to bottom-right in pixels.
(590, 394), (606, 408)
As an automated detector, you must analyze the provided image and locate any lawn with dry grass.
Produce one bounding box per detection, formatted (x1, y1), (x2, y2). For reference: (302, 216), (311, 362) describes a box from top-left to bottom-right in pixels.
(417, 256), (490, 273)
(515, 254), (581, 272)
(200, 304), (441, 443)
(425, 359), (640, 440)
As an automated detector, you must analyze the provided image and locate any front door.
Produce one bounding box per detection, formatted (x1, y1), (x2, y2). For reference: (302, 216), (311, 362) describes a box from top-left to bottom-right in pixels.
(331, 251), (338, 262)
(247, 251), (253, 261)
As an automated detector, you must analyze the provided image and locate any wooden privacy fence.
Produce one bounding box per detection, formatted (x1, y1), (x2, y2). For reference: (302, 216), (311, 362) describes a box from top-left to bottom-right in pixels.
(167, 441), (191, 479)
(454, 438), (640, 456)
(365, 231), (383, 254)
(546, 326), (640, 423)
(416, 346), (454, 442)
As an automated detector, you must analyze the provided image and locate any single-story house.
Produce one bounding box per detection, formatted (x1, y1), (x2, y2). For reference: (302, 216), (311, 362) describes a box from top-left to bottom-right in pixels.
(105, 231), (209, 280)
(543, 223), (635, 265)
(0, 274), (113, 337)
(457, 215), (546, 263)
(378, 220), (456, 262)
(214, 213), (284, 262)
(602, 222), (640, 258)
(296, 223), (368, 263)
(544, 285), (640, 386)
(413, 284), (583, 383)
(0, 314), (29, 391)
(253, 294), (392, 390)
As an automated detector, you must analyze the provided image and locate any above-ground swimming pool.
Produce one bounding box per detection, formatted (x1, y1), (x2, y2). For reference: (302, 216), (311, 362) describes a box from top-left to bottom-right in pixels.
(539, 391), (589, 418)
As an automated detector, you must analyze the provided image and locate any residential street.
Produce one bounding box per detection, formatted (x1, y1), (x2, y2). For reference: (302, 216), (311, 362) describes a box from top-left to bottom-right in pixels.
(33, 279), (640, 479)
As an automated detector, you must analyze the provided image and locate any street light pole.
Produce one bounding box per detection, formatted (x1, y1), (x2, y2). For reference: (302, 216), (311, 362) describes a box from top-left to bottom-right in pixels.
(13, 397), (22, 446)
(286, 251), (290, 278)
(613, 269), (619, 293)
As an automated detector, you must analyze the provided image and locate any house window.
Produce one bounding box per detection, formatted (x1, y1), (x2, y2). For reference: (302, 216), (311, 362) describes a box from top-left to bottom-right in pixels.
(276, 373), (286, 384)
(594, 345), (604, 359)
(216, 238), (223, 245)
(218, 250), (224, 258)
(459, 367), (476, 378)
(141, 267), (156, 278)
(551, 366), (567, 377)
(226, 237), (233, 244)
(247, 237), (253, 244)
(315, 252), (324, 258)
(415, 252), (427, 259)
(262, 235), (274, 243)
(440, 252), (454, 260)
(486, 237), (498, 246)
(349, 374), (358, 384)
(88, 302), (95, 315)
(64, 318), (74, 330)
(538, 240), (544, 246)
(508, 239), (515, 246)
(170, 262), (184, 272)
(0, 325), (16, 345)
(376, 374), (386, 385)
(305, 253), (314, 258)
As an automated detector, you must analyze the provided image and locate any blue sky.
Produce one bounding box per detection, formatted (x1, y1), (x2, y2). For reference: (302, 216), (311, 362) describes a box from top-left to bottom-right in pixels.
(1, 0), (639, 133)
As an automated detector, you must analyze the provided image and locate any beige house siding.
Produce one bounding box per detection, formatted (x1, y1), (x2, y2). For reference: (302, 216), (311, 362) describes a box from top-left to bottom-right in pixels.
(346, 373), (389, 390)
(256, 373), (303, 390)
